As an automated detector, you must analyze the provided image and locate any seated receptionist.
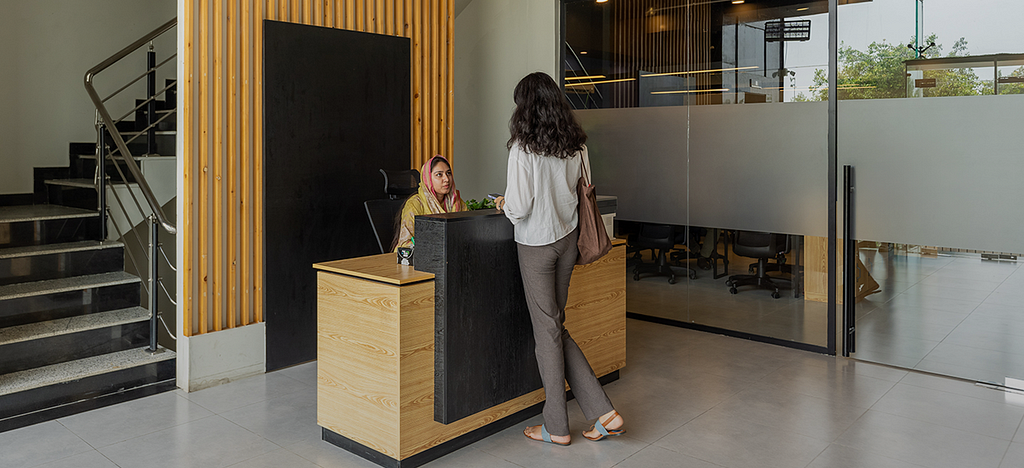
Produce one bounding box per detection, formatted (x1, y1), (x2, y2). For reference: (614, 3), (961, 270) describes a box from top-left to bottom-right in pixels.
(394, 155), (466, 251)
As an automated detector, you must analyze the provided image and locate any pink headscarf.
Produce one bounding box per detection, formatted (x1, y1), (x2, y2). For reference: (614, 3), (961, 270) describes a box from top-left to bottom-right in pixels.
(419, 155), (466, 213)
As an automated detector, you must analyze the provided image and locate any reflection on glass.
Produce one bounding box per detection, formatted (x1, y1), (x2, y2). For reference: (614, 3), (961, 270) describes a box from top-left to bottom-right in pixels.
(564, 0), (830, 108)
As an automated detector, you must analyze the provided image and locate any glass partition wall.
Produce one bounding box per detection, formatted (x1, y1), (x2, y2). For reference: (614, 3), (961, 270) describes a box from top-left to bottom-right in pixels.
(567, 0), (833, 352)
(838, 0), (1024, 387)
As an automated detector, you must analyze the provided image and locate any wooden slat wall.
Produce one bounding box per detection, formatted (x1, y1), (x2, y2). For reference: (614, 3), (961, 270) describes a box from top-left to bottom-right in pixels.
(182, 0), (454, 336)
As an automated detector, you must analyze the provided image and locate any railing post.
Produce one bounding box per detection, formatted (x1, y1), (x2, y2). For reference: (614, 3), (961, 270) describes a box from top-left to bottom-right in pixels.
(147, 44), (157, 156)
(148, 215), (159, 352)
(96, 124), (108, 240)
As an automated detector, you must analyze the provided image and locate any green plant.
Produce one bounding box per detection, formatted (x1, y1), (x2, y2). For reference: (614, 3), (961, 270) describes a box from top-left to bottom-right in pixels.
(465, 198), (496, 210)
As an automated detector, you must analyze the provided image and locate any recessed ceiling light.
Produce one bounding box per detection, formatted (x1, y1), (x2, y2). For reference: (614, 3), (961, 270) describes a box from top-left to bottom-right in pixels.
(596, 0), (608, 3)
(732, 0), (745, 4)
(797, 7), (809, 11)
(580, 51), (588, 55)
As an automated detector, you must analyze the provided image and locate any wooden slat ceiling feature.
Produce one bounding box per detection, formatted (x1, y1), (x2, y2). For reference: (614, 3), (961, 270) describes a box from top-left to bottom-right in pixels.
(181, 0), (453, 336)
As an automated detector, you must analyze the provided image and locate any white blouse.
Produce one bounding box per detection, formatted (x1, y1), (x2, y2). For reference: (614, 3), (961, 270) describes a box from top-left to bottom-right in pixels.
(502, 143), (588, 246)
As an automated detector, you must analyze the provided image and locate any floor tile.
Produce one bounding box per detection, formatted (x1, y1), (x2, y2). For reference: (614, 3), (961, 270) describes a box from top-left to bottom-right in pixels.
(757, 362), (901, 407)
(897, 372), (1024, 407)
(613, 445), (724, 468)
(225, 448), (320, 468)
(283, 438), (381, 468)
(834, 410), (1009, 468)
(97, 415), (279, 468)
(274, 361), (318, 387)
(870, 383), (1024, 440)
(0, 421), (93, 468)
(180, 370), (310, 414)
(653, 409), (829, 468)
(57, 391), (214, 448)
(219, 386), (319, 447)
(31, 451), (118, 468)
(707, 383), (868, 442)
(1000, 442), (1024, 468)
(805, 443), (927, 468)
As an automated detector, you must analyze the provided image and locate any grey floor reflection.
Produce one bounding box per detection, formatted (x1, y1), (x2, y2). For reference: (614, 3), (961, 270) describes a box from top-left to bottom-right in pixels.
(854, 245), (1024, 385)
(626, 248), (828, 348)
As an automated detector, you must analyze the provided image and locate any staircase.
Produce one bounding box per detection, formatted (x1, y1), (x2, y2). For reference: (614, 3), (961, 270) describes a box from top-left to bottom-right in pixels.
(0, 78), (178, 433)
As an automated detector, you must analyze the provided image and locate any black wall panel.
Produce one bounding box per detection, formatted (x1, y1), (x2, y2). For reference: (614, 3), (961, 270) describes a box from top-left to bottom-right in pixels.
(264, 21), (410, 371)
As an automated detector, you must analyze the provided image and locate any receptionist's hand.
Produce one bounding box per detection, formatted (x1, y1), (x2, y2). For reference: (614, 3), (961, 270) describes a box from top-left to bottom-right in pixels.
(494, 196), (505, 212)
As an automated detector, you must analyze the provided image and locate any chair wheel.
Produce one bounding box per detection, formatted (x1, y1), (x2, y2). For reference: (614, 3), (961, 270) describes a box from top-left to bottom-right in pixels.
(748, 266), (756, 273)
(725, 279), (733, 286)
(633, 272), (640, 281)
(668, 276), (677, 284)
(771, 291), (781, 299)
(729, 287), (738, 294)
(689, 271), (697, 280)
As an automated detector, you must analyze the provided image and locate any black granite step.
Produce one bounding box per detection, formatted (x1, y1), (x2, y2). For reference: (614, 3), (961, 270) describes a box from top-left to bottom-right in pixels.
(0, 307), (149, 375)
(0, 205), (100, 249)
(0, 347), (175, 433)
(0, 241), (124, 286)
(0, 271), (141, 329)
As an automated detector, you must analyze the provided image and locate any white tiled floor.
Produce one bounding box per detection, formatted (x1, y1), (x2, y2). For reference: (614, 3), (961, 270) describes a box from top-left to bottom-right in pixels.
(5, 319), (1024, 467)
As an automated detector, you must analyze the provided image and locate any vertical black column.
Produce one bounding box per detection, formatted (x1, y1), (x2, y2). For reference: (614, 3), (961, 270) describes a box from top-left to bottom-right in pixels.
(827, 0), (839, 355)
(147, 47), (156, 156)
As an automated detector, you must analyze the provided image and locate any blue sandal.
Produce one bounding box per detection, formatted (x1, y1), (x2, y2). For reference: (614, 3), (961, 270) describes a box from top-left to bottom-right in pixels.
(583, 411), (625, 441)
(524, 424), (570, 446)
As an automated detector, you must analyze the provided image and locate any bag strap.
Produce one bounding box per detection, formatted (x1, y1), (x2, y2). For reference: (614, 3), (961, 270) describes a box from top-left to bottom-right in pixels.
(579, 147), (592, 186)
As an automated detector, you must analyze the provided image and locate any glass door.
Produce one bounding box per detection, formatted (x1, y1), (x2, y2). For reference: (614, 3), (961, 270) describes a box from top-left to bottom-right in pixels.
(838, 0), (1024, 386)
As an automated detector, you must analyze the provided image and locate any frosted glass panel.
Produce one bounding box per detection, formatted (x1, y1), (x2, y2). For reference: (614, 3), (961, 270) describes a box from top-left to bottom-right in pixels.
(839, 95), (1024, 254)
(578, 102), (828, 237)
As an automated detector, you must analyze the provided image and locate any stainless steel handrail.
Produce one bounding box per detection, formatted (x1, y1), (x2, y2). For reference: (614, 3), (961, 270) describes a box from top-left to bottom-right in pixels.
(84, 17), (177, 235)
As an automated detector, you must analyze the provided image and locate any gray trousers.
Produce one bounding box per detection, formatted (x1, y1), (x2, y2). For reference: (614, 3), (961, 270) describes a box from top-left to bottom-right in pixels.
(517, 229), (614, 436)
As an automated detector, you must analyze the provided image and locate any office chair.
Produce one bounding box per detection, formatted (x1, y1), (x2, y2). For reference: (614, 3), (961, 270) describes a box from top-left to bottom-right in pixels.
(747, 234), (802, 298)
(380, 169), (420, 200)
(726, 230), (792, 298)
(365, 169), (420, 253)
(632, 224), (696, 284)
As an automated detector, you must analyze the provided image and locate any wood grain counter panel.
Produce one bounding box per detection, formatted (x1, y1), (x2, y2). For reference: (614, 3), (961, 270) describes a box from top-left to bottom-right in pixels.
(318, 243), (626, 461)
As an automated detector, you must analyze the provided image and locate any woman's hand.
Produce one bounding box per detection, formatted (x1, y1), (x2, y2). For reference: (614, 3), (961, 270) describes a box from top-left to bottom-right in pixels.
(494, 196), (505, 212)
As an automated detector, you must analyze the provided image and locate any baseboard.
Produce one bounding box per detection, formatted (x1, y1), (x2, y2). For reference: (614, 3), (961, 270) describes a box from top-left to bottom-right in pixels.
(178, 323), (266, 392)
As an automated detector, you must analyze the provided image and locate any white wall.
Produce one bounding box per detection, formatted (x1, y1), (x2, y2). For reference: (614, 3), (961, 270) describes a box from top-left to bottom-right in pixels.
(0, 0), (176, 195)
(453, 0), (560, 200)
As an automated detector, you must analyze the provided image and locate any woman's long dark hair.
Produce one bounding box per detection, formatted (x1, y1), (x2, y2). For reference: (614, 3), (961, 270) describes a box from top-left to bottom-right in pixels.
(507, 72), (587, 159)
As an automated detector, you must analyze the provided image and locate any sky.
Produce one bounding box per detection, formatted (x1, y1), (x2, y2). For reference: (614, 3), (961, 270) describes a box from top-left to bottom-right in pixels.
(779, 0), (1024, 98)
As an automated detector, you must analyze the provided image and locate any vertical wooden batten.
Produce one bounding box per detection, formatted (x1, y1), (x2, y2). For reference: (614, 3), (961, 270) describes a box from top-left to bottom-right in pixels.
(182, 0), (454, 336)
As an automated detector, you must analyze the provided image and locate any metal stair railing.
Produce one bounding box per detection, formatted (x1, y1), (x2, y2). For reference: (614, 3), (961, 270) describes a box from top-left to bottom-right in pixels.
(84, 18), (178, 353)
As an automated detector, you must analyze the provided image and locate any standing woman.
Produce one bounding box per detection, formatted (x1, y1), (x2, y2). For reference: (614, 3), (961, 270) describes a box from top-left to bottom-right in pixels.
(495, 72), (625, 446)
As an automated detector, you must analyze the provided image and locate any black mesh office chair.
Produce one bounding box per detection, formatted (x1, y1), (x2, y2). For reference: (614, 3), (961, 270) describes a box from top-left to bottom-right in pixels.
(726, 230), (791, 298)
(632, 224), (696, 284)
(365, 169), (420, 253)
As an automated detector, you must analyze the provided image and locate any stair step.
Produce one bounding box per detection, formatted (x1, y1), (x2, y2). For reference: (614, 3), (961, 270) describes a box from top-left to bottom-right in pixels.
(0, 241), (125, 287)
(0, 271), (139, 302)
(0, 307), (150, 375)
(0, 346), (173, 397)
(0, 205), (96, 224)
(76, 154), (176, 161)
(0, 240), (122, 260)
(118, 130), (176, 136)
(0, 346), (175, 433)
(44, 178), (136, 188)
(0, 306), (148, 347)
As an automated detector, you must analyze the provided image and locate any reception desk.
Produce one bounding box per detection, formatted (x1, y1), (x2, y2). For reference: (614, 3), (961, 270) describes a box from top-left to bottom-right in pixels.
(314, 211), (625, 467)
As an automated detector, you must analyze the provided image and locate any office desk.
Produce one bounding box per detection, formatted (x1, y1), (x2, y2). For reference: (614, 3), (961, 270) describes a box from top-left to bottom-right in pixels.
(314, 219), (625, 468)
